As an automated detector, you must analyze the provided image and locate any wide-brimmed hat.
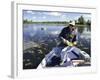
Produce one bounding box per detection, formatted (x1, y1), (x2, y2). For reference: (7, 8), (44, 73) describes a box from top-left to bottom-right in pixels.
(69, 21), (75, 26)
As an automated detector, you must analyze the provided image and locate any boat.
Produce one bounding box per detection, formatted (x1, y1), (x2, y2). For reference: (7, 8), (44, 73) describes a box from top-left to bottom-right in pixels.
(37, 46), (90, 69)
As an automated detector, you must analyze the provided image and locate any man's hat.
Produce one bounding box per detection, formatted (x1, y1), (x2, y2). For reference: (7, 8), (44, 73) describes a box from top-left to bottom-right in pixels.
(69, 21), (75, 26)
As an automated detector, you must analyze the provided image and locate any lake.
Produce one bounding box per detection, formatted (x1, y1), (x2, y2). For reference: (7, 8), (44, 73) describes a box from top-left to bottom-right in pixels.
(23, 24), (91, 45)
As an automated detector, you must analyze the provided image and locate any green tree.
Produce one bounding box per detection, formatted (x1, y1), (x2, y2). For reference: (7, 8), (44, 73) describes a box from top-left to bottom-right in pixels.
(78, 16), (85, 24)
(23, 19), (28, 23)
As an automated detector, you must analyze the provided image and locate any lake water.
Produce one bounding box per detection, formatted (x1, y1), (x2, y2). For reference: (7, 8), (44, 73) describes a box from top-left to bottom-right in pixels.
(23, 24), (91, 54)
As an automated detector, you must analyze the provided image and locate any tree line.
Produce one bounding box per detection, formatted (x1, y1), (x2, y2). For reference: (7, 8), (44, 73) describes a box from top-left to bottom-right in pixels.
(23, 15), (91, 25)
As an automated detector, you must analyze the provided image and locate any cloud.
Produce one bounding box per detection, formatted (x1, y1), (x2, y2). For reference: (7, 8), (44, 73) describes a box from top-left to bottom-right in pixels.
(32, 16), (36, 19)
(26, 11), (35, 14)
(50, 12), (62, 16)
(45, 12), (62, 16)
(83, 14), (91, 20)
(83, 14), (91, 18)
(42, 16), (46, 19)
(61, 15), (67, 20)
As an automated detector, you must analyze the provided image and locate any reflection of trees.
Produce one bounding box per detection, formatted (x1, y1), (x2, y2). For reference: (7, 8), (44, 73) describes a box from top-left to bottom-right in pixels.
(86, 25), (91, 31)
(77, 24), (91, 34)
(86, 20), (91, 31)
(77, 25), (85, 34)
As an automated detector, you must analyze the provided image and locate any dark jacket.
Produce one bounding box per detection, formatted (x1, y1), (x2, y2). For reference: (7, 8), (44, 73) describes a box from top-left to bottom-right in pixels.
(58, 26), (77, 47)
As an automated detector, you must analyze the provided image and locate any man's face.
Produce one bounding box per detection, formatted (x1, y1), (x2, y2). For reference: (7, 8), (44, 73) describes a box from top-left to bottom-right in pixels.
(69, 24), (75, 31)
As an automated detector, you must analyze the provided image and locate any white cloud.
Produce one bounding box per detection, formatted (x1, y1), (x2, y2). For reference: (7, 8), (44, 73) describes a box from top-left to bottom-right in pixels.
(26, 11), (35, 14)
(83, 14), (91, 20)
(50, 12), (62, 16)
(61, 15), (67, 20)
(83, 14), (91, 18)
(74, 15), (81, 20)
(32, 16), (36, 19)
(42, 16), (46, 19)
(46, 12), (62, 16)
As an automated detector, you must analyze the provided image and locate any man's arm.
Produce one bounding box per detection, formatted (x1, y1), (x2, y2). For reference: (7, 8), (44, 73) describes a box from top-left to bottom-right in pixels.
(61, 37), (77, 46)
(58, 27), (78, 46)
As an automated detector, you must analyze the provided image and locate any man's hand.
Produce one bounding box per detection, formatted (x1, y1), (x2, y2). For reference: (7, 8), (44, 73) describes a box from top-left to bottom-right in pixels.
(73, 41), (77, 46)
(66, 40), (73, 46)
(61, 37), (73, 46)
(61, 37), (77, 46)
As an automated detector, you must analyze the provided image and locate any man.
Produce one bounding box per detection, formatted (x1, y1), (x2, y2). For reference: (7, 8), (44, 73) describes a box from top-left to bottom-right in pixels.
(58, 21), (78, 66)
(44, 21), (78, 67)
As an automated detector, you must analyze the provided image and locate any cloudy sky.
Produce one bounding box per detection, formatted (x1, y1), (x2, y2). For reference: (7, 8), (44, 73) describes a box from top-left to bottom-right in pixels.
(23, 10), (91, 22)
